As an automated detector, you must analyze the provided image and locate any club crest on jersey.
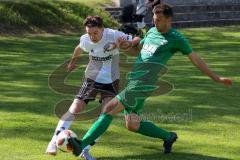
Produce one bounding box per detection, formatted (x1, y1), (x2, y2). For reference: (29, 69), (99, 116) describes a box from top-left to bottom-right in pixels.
(103, 42), (117, 53)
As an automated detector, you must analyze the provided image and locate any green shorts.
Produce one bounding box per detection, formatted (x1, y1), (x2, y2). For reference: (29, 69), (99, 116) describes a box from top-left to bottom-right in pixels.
(117, 62), (167, 115)
(117, 80), (146, 115)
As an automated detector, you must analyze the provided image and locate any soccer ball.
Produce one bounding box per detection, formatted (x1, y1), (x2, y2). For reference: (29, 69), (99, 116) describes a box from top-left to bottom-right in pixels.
(56, 130), (77, 152)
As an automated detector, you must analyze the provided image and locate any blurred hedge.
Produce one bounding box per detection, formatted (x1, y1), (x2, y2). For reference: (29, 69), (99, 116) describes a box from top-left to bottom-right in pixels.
(0, 0), (119, 33)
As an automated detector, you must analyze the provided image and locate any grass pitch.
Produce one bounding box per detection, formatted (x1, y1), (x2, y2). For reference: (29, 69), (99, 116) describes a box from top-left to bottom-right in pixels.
(0, 26), (239, 160)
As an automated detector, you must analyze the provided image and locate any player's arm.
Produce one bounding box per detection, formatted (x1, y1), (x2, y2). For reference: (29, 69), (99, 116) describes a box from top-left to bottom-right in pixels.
(188, 52), (232, 86)
(67, 45), (83, 72)
(118, 36), (142, 56)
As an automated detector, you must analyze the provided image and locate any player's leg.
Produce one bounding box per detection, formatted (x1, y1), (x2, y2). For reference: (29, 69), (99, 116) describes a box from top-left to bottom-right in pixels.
(80, 96), (113, 160)
(80, 80), (120, 159)
(46, 78), (95, 155)
(118, 79), (178, 154)
(125, 112), (172, 139)
(46, 99), (86, 155)
(81, 97), (124, 147)
(69, 97), (125, 156)
(124, 105), (178, 154)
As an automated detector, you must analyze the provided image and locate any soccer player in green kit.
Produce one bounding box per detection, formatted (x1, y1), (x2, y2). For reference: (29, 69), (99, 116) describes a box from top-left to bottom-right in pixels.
(68, 3), (233, 156)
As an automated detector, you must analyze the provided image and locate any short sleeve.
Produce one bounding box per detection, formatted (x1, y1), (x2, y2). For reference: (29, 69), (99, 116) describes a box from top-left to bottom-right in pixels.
(79, 36), (88, 52)
(114, 30), (132, 41)
(178, 35), (193, 55)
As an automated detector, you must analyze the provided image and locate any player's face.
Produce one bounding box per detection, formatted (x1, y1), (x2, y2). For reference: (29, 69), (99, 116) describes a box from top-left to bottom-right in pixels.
(86, 26), (104, 43)
(153, 10), (171, 30)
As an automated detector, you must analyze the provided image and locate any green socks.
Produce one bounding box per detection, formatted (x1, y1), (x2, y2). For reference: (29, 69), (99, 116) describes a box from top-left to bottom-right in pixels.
(137, 121), (171, 141)
(81, 113), (113, 148)
(80, 115), (170, 149)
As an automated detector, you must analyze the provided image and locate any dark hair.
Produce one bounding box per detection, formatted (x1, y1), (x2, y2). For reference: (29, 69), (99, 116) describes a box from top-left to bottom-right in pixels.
(84, 16), (104, 28)
(153, 3), (173, 18)
(147, 0), (161, 9)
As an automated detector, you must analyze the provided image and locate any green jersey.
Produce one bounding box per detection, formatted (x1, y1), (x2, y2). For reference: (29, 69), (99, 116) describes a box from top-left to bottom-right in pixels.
(117, 27), (193, 114)
(137, 27), (192, 64)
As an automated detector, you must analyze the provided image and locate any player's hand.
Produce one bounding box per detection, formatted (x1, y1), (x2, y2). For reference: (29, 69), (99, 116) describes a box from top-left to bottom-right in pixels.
(216, 77), (232, 87)
(117, 36), (132, 50)
(67, 61), (77, 72)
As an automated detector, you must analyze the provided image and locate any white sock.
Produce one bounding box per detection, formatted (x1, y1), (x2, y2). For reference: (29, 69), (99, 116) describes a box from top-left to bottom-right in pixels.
(83, 145), (91, 150)
(51, 111), (75, 142)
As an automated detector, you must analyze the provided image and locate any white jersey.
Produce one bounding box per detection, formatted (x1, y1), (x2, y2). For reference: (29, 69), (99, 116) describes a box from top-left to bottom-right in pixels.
(79, 28), (131, 84)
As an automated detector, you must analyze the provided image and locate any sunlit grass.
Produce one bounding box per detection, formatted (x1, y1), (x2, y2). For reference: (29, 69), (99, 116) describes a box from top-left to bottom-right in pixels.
(0, 26), (239, 160)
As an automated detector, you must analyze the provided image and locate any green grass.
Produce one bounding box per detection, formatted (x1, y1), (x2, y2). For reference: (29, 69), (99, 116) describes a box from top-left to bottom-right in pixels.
(0, 26), (240, 160)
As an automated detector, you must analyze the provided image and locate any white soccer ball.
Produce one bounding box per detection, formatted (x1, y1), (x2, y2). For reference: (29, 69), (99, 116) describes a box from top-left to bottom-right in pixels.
(56, 130), (77, 152)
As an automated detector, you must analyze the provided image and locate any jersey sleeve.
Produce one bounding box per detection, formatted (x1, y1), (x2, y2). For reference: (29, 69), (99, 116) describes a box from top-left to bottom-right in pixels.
(114, 30), (132, 41)
(79, 36), (88, 52)
(177, 35), (193, 55)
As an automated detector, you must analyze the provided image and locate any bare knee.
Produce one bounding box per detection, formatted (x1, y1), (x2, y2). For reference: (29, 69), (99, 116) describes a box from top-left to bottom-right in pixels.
(101, 97), (113, 106)
(125, 114), (141, 132)
(102, 98), (122, 114)
(126, 121), (140, 132)
(69, 99), (86, 114)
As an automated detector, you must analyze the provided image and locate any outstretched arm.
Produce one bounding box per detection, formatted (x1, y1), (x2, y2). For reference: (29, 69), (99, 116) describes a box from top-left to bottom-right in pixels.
(117, 36), (142, 56)
(67, 45), (83, 72)
(188, 52), (232, 86)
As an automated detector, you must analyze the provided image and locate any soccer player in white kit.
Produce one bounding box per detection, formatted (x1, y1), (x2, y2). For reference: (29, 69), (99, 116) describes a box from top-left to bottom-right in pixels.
(46, 15), (131, 160)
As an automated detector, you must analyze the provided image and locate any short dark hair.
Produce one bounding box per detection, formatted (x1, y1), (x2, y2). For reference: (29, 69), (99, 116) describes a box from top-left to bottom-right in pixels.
(147, 0), (161, 9)
(153, 3), (173, 18)
(84, 15), (104, 28)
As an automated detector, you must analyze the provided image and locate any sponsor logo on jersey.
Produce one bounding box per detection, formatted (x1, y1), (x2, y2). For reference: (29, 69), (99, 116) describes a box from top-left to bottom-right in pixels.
(91, 55), (112, 61)
(142, 38), (168, 56)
